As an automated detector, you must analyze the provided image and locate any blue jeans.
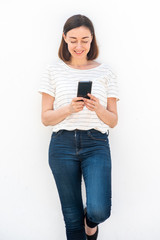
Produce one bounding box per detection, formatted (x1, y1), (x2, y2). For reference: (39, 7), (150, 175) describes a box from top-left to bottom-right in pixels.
(48, 129), (112, 240)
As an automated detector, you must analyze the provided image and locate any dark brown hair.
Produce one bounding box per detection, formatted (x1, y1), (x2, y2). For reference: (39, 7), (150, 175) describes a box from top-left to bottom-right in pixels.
(58, 14), (99, 62)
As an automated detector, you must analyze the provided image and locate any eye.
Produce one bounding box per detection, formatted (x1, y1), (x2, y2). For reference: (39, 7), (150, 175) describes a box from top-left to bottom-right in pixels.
(70, 41), (88, 43)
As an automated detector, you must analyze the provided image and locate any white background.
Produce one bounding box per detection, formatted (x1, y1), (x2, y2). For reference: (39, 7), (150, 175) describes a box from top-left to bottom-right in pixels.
(0, 0), (160, 239)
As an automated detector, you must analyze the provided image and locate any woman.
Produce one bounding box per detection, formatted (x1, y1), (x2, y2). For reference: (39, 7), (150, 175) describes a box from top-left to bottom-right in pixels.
(38, 14), (120, 240)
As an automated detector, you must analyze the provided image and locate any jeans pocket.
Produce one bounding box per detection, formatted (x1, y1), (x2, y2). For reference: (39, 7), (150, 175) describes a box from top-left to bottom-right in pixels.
(87, 129), (109, 141)
(51, 130), (64, 138)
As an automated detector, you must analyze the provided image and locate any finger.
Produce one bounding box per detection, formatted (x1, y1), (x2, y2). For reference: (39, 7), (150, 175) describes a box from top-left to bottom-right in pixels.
(87, 93), (97, 100)
(76, 106), (84, 110)
(73, 97), (84, 101)
(84, 98), (92, 103)
(85, 102), (93, 107)
(85, 105), (94, 111)
(77, 101), (85, 105)
(85, 99), (95, 106)
(77, 103), (84, 106)
(85, 103), (95, 110)
(77, 104), (84, 108)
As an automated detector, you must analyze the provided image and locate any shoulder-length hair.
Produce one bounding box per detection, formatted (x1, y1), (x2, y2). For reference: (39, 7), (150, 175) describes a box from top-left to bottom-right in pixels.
(58, 14), (99, 62)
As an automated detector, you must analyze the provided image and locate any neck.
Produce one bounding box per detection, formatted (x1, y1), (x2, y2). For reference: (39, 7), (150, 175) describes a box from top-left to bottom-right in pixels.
(68, 58), (89, 67)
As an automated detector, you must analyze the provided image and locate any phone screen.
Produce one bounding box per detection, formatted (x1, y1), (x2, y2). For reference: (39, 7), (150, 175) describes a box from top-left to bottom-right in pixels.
(77, 81), (92, 100)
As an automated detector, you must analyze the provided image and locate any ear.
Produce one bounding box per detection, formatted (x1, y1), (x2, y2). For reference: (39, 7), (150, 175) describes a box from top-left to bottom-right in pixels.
(62, 33), (67, 43)
(90, 34), (93, 43)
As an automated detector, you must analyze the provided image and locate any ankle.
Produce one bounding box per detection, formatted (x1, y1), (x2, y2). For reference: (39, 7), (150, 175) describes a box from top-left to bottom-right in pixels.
(84, 216), (97, 235)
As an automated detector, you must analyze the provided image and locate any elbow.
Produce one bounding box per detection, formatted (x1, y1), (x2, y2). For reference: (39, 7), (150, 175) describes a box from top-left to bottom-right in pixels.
(42, 120), (49, 126)
(41, 118), (48, 126)
(41, 114), (49, 126)
(110, 116), (118, 128)
(110, 123), (117, 128)
(110, 124), (117, 128)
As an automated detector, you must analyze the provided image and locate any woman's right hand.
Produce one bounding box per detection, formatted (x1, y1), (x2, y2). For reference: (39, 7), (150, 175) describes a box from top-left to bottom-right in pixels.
(68, 97), (85, 113)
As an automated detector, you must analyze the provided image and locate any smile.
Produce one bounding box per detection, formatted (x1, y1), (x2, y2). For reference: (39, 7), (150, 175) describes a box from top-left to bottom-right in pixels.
(74, 51), (84, 55)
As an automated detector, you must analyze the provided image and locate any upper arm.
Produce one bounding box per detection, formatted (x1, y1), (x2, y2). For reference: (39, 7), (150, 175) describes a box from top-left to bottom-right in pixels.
(41, 92), (55, 120)
(106, 97), (118, 119)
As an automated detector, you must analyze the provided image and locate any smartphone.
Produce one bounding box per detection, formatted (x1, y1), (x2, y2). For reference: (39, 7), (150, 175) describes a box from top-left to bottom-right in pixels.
(77, 81), (92, 101)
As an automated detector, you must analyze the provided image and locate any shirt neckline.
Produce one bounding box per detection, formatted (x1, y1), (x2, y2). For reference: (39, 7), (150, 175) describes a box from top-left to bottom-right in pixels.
(60, 59), (104, 71)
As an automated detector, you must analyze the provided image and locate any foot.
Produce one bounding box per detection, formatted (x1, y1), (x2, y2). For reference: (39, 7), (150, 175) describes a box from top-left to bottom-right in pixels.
(84, 215), (98, 236)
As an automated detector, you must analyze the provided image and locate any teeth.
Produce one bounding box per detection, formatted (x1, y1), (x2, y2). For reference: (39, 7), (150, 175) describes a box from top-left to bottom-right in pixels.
(75, 51), (83, 53)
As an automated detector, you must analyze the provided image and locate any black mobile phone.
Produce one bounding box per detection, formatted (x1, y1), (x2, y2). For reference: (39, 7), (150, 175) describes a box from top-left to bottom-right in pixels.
(77, 81), (92, 101)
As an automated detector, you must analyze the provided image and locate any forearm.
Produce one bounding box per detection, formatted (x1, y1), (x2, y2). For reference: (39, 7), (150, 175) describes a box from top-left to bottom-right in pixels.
(95, 105), (118, 128)
(42, 105), (71, 126)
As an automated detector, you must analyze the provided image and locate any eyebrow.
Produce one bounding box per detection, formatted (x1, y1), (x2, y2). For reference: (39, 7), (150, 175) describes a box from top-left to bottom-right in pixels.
(69, 37), (89, 39)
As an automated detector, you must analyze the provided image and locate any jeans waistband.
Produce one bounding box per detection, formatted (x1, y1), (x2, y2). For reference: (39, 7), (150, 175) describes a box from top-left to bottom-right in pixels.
(53, 128), (109, 136)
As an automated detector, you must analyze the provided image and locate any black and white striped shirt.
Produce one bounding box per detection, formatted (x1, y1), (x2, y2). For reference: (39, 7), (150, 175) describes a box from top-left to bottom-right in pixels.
(38, 59), (120, 133)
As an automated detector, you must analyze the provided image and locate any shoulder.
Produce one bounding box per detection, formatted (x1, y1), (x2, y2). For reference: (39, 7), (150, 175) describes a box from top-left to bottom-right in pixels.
(92, 60), (115, 70)
(101, 62), (118, 79)
(89, 60), (101, 67)
(44, 59), (65, 74)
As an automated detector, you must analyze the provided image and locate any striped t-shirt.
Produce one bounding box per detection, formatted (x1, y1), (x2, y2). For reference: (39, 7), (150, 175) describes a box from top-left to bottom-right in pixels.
(38, 59), (120, 134)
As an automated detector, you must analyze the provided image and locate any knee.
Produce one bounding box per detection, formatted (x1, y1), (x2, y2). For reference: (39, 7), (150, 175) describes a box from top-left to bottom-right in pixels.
(63, 207), (84, 230)
(88, 205), (111, 223)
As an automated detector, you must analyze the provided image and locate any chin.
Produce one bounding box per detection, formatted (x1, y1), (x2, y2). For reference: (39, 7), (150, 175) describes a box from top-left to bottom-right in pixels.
(72, 51), (88, 58)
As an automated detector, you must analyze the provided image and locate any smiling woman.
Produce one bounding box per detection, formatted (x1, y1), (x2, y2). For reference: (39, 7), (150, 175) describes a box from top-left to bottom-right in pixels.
(38, 14), (120, 240)
(58, 15), (99, 68)
(63, 27), (93, 60)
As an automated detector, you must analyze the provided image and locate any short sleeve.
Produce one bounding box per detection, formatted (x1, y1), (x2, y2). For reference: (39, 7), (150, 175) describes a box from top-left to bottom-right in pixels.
(104, 66), (120, 101)
(38, 66), (56, 97)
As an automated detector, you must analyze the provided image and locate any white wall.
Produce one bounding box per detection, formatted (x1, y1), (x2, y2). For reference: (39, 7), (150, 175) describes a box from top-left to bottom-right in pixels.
(0, 0), (160, 239)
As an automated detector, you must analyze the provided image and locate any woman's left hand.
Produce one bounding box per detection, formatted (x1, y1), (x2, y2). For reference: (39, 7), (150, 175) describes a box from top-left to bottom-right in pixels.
(83, 93), (102, 112)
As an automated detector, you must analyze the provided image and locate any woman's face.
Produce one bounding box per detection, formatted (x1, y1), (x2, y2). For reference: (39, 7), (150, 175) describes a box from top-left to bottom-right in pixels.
(63, 26), (93, 60)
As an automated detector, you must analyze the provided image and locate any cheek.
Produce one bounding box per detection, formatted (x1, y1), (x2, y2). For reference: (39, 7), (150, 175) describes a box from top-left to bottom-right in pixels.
(68, 44), (73, 51)
(86, 43), (91, 50)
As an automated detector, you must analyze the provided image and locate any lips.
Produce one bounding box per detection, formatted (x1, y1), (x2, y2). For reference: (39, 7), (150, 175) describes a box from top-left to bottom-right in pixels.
(74, 51), (84, 55)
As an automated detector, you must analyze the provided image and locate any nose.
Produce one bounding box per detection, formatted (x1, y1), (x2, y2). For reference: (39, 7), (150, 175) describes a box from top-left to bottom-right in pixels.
(75, 42), (83, 49)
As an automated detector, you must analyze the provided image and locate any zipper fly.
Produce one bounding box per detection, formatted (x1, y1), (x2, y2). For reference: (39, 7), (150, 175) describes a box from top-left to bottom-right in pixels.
(74, 130), (81, 155)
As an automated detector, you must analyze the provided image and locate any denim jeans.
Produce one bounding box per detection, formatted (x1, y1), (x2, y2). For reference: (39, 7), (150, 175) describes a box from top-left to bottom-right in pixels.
(48, 129), (112, 240)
